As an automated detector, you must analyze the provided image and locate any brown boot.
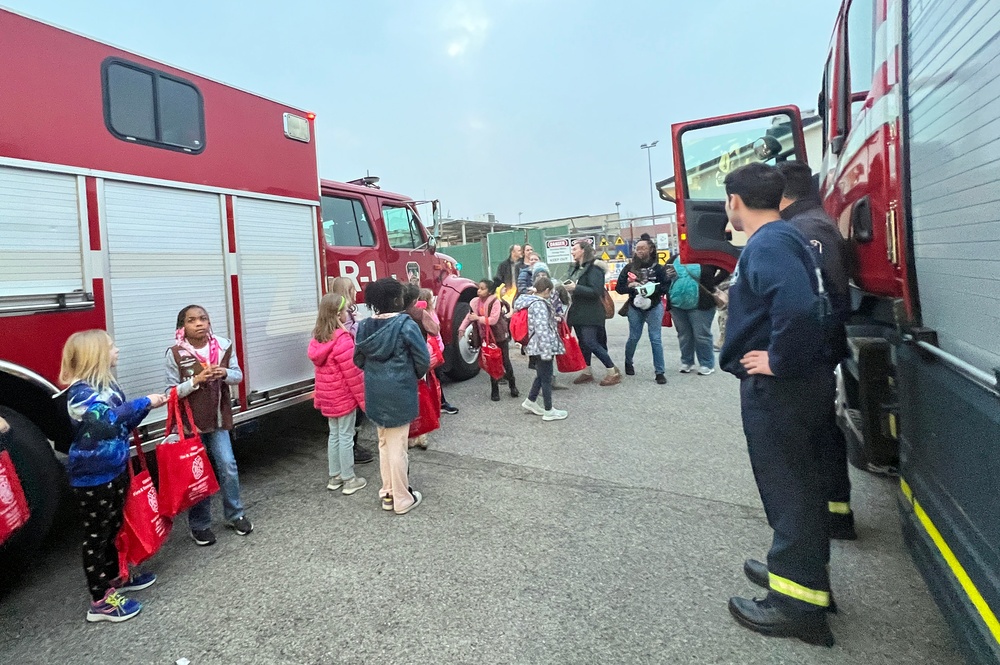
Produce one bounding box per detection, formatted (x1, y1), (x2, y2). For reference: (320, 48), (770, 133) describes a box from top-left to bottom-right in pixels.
(573, 371), (594, 385)
(599, 367), (622, 386)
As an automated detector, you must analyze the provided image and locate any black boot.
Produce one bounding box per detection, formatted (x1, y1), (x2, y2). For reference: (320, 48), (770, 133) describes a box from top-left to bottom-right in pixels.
(728, 596), (834, 647)
(490, 380), (501, 402)
(829, 511), (858, 540)
(508, 376), (519, 398)
(743, 559), (838, 613)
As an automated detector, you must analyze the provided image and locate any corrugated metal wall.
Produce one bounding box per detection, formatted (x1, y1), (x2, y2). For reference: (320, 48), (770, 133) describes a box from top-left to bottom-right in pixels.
(908, 0), (1000, 372)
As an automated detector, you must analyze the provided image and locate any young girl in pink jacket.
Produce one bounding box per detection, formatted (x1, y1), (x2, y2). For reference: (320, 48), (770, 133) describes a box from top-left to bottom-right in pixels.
(309, 293), (367, 494)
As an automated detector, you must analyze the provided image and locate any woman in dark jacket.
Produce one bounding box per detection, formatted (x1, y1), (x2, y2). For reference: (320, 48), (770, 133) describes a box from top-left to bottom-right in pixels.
(565, 240), (620, 386)
(668, 258), (730, 375)
(615, 234), (672, 384)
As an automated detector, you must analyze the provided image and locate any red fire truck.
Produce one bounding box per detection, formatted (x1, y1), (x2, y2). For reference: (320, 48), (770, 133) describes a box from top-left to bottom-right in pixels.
(662, 0), (999, 661)
(0, 9), (478, 566)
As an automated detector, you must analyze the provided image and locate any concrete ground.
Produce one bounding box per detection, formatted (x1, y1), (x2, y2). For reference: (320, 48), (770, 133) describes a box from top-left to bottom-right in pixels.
(0, 315), (962, 664)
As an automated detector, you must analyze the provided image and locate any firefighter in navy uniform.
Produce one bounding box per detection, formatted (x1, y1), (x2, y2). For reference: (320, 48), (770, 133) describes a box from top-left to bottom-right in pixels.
(777, 161), (856, 541)
(719, 163), (836, 647)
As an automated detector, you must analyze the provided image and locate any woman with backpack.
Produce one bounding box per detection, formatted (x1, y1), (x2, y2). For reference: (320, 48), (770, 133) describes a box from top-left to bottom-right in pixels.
(459, 279), (517, 401)
(668, 257), (730, 375)
(565, 240), (620, 386)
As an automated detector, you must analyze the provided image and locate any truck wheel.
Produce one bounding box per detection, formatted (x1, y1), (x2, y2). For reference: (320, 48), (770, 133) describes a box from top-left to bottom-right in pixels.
(0, 406), (65, 573)
(445, 301), (481, 381)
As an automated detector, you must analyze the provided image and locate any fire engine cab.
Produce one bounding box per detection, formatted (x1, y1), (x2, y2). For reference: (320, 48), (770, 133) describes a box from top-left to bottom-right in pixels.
(663, 0), (999, 661)
(0, 9), (478, 567)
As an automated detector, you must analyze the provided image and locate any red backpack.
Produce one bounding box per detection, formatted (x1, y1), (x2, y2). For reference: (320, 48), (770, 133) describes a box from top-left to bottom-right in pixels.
(509, 308), (530, 346)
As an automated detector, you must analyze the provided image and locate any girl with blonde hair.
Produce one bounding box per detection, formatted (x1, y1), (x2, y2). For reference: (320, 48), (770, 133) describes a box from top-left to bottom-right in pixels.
(60, 329), (167, 623)
(309, 293), (367, 493)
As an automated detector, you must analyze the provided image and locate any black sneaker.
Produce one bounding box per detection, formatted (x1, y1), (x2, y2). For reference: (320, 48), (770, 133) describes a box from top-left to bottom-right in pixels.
(354, 443), (375, 465)
(227, 516), (254, 536)
(441, 402), (459, 415)
(625, 363), (635, 376)
(191, 528), (216, 547)
(655, 373), (667, 384)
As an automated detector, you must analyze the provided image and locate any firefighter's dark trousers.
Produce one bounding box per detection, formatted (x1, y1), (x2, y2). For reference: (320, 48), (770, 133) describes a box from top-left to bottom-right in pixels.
(740, 371), (834, 614)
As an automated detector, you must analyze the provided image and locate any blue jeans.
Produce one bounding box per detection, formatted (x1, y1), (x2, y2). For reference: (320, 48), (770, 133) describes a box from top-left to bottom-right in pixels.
(574, 324), (615, 369)
(528, 358), (554, 410)
(624, 301), (665, 374)
(328, 410), (357, 479)
(188, 429), (245, 531)
(672, 307), (716, 368)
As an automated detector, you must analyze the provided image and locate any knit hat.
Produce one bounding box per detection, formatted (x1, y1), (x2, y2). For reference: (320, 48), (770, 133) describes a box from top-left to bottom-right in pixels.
(532, 262), (550, 276)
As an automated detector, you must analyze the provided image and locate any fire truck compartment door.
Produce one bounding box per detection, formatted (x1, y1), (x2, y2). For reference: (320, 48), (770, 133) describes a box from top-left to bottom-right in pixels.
(104, 182), (228, 399)
(0, 166), (86, 303)
(668, 105), (807, 273)
(234, 198), (321, 395)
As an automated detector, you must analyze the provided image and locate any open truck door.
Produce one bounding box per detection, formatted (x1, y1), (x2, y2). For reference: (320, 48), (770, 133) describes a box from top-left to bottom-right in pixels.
(660, 106), (808, 273)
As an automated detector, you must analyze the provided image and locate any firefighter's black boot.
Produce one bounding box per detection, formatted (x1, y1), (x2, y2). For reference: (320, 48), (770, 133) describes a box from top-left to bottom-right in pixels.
(728, 596), (834, 647)
(490, 380), (501, 402)
(743, 559), (837, 613)
(829, 511), (857, 540)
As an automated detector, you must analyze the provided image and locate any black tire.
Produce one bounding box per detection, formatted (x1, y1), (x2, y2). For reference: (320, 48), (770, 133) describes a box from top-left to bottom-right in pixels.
(0, 406), (65, 573)
(445, 300), (480, 381)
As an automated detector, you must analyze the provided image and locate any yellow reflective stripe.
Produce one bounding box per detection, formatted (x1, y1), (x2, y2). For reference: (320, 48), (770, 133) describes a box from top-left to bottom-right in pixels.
(900, 478), (1000, 646)
(768, 573), (830, 607)
(828, 501), (851, 515)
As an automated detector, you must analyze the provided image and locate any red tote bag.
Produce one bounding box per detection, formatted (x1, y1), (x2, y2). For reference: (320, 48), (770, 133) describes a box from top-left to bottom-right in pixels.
(409, 372), (442, 438)
(661, 297), (673, 327)
(478, 326), (506, 380)
(555, 322), (587, 373)
(427, 336), (445, 371)
(0, 450), (30, 547)
(116, 433), (171, 578)
(156, 388), (220, 518)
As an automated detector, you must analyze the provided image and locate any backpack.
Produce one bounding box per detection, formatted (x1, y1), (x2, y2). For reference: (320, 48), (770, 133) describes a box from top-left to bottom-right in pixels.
(668, 259), (702, 310)
(509, 308), (530, 346)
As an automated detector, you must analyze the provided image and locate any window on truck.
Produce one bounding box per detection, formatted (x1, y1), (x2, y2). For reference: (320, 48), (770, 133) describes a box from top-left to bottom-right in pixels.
(679, 113), (805, 203)
(321, 196), (376, 247)
(102, 59), (205, 153)
(383, 205), (423, 249)
(846, 0), (875, 122)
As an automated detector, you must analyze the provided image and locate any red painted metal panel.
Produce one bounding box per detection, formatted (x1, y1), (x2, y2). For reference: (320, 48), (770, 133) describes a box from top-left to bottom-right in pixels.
(85, 177), (101, 250)
(225, 195), (237, 254)
(0, 10), (318, 202)
(3, 280), (107, 385)
(230, 274), (248, 409)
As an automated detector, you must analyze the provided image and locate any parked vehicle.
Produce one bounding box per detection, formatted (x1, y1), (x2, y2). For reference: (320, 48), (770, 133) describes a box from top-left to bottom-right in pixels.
(0, 8), (478, 566)
(663, 1), (999, 661)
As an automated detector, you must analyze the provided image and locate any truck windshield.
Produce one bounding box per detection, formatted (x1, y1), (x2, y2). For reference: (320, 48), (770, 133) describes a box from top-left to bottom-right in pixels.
(383, 205), (424, 249)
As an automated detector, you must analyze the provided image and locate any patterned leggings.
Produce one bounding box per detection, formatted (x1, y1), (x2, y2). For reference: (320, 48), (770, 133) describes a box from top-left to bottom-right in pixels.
(72, 472), (128, 601)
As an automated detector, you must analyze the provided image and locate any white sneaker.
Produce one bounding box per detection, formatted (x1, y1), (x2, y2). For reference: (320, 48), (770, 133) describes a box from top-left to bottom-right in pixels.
(327, 475), (343, 491)
(341, 476), (368, 495)
(542, 408), (568, 421)
(521, 398), (545, 416)
(678, 364), (693, 374)
(697, 366), (715, 376)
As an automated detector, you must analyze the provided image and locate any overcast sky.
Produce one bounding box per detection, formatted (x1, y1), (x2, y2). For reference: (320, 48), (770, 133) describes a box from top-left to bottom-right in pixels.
(8, 0), (841, 224)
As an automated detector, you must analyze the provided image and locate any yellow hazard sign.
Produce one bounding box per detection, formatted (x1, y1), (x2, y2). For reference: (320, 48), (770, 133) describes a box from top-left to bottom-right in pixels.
(601, 251), (610, 261)
(615, 236), (626, 245)
(615, 250), (627, 261)
(599, 237), (610, 247)
(657, 250), (671, 265)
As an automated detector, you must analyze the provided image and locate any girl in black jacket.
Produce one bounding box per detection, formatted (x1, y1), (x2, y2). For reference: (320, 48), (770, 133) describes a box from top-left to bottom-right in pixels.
(565, 240), (620, 386)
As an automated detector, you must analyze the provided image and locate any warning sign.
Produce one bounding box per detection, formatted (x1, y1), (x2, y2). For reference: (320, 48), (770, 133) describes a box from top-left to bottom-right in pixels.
(599, 237), (610, 247)
(615, 236), (626, 245)
(657, 250), (671, 266)
(615, 250), (627, 261)
(601, 251), (610, 261)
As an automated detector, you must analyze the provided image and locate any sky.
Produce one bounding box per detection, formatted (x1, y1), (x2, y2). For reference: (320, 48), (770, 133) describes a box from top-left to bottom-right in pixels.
(6, 0), (841, 225)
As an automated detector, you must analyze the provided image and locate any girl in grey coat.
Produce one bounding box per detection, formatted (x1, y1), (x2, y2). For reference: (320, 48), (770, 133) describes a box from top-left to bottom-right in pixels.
(513, 275), (567, 421)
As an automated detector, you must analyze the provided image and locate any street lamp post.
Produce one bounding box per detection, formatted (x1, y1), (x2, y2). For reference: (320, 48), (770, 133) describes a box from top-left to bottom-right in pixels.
(640, 141), (659, 232)
(518, 211), (523, 225)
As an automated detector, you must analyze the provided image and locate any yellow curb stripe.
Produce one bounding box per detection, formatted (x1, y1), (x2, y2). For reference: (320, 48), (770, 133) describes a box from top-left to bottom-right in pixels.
(900, 477), (1000, 646)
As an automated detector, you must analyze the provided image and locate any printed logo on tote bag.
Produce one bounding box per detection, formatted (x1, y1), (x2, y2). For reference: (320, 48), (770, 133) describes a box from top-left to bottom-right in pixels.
(192, 456), (205, 480)
(0, 473), (12, 505)
(147, 487), (159, 513)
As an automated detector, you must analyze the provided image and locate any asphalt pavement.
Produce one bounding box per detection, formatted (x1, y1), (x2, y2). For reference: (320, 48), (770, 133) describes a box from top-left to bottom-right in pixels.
(0, 314), (963, 664)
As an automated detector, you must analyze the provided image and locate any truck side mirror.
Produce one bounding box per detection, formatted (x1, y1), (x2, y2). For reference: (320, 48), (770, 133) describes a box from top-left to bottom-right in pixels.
(428, 236), (437, 254)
